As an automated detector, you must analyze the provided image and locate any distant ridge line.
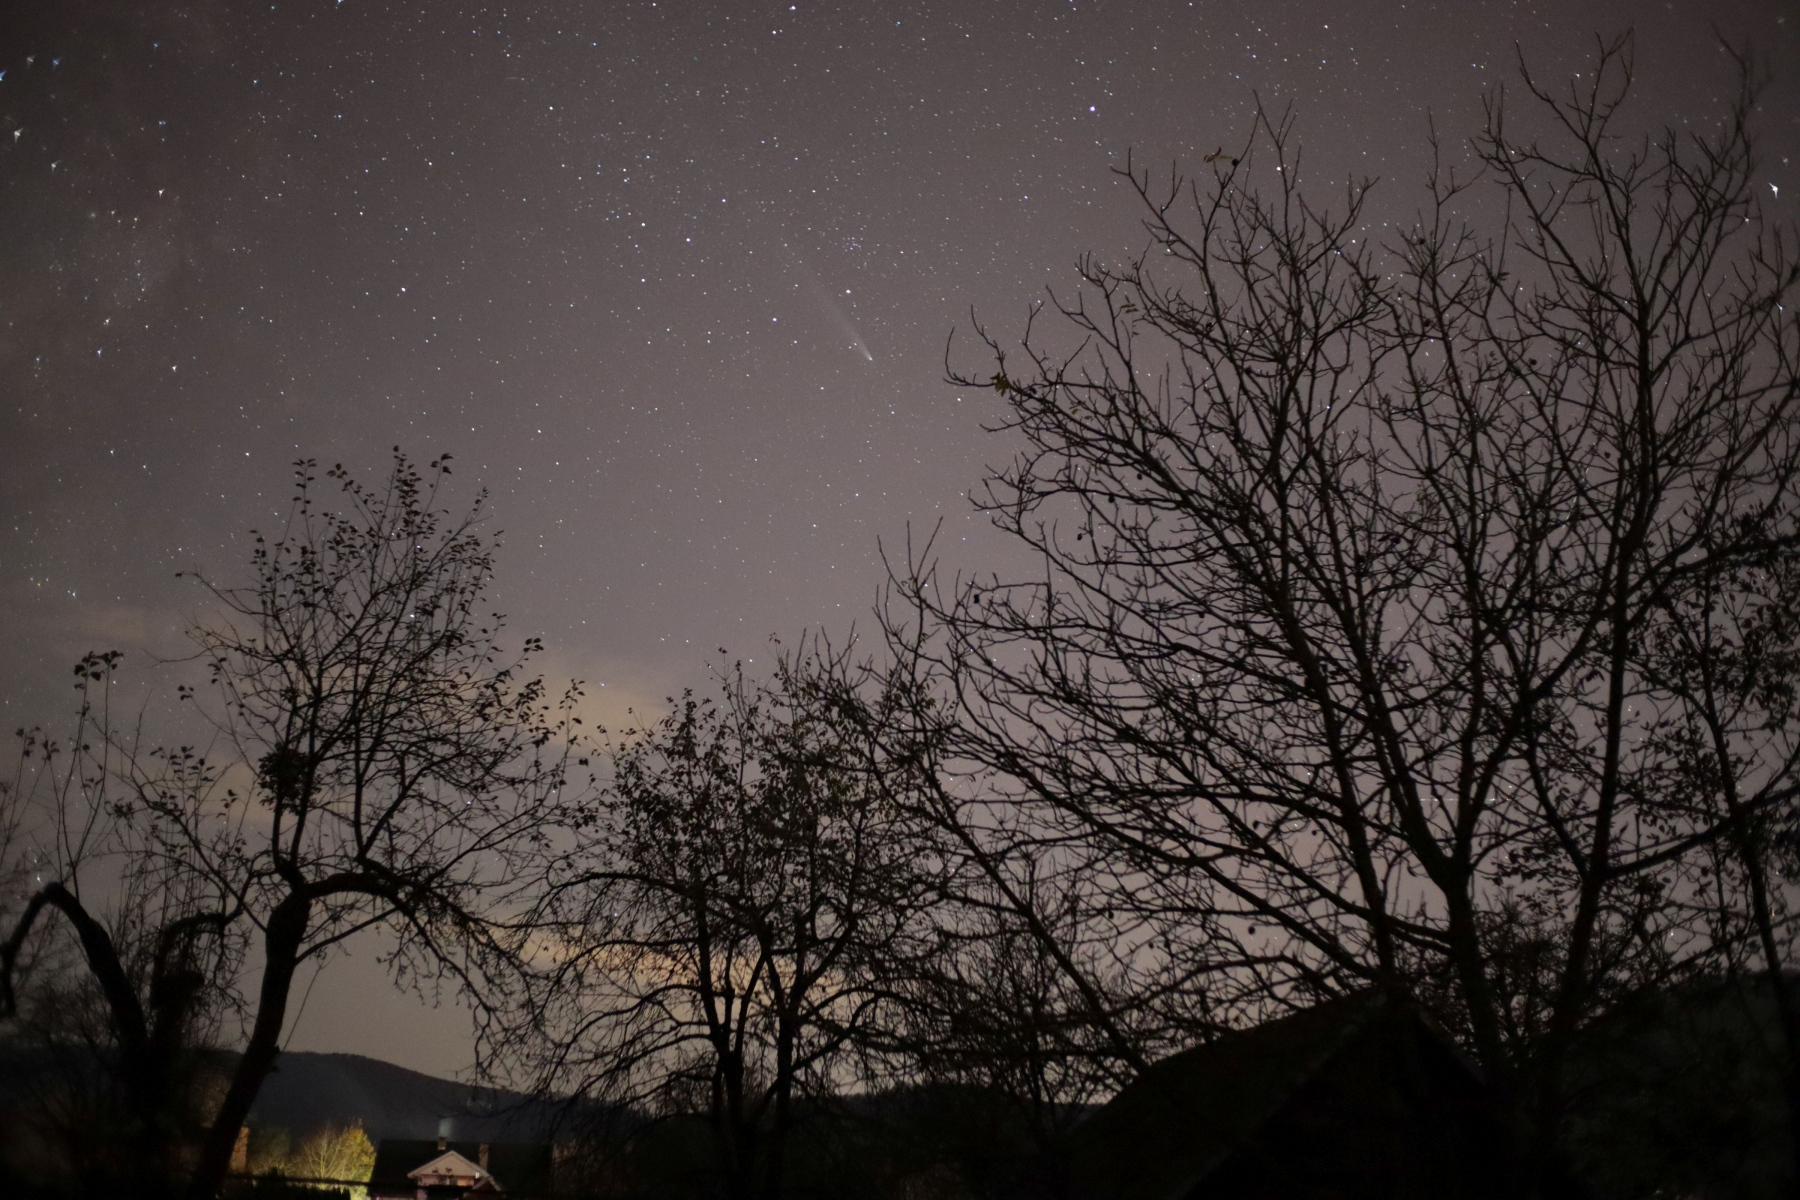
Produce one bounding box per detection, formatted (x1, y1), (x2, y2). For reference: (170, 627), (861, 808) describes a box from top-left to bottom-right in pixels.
(244, 1050), (556, 1142)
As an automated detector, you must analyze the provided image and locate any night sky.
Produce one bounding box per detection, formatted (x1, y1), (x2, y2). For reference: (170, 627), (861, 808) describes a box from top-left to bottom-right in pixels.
(4, 0), (1795, 1077)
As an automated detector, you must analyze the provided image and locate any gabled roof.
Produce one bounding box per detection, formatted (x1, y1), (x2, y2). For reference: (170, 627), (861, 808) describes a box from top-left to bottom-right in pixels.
(1069, 991), (1489, 1200)
(406, 1150), (489, 1183)
(370, 1140), (554, 1199)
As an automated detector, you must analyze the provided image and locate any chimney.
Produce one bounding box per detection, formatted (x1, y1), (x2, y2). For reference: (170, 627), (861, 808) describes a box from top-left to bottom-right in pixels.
(437, 1116), (452, 1152)
(479, 1144), (490, 1172)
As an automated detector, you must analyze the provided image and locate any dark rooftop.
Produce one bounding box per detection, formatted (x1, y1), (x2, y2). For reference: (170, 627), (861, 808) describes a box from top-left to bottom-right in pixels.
(1069, 991), (1509, 1200)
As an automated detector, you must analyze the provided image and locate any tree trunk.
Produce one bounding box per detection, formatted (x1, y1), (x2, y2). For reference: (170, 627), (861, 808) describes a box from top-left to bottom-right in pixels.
(711, 1044), (758, 1200)
(186, 891), (311, 1200)
(759, 1016), (796, 1200)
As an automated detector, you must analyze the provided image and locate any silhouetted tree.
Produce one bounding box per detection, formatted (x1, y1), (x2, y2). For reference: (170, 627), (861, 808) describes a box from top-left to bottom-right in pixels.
(1, 659), (245, 1194)
(1638, 525), (1800, 1182)
(529, 651), (942, 1200)
(894, 873), (1129, 1197)
(876, 36), (1800, 1192)
(2, 452), (582, 1200)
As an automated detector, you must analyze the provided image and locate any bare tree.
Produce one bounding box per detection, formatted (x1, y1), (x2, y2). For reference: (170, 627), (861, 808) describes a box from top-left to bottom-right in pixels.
(529, 652), (941, 1200)
(3, 451), (582, 1200)
(892, 868), (1133, 1195)
(286, 1120), (377, 1198)
(1, 658), (245, 1193)
(876, 36), (1800, 1191)
(1638, 528), (1800, 1180)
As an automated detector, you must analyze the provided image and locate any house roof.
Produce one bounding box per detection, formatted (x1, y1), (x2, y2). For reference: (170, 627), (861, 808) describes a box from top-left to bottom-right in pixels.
(1069, 991), (1484, 1200)
(406, 1150), (488, 1183)
(370, 1141), (553, 1198)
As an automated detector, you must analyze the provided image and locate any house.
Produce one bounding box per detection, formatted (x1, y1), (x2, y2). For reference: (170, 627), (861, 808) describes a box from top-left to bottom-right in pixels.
(369, 1136), (554, 1200)
(1068, 991), (1520, 1200)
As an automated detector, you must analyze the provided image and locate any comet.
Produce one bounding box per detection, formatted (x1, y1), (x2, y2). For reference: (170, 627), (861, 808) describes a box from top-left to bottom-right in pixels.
(790, 253), (874, 362)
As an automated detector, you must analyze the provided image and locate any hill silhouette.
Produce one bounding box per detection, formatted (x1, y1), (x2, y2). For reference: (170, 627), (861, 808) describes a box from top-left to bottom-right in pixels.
(247, 1052), (559, 1141)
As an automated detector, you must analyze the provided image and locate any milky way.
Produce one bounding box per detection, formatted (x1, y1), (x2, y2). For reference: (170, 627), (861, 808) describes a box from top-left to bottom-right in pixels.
(2, 0), (1793, 1075)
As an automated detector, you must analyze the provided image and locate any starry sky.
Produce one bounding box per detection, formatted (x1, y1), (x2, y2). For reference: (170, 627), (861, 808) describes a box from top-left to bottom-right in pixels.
(3, 0), (1795, 1078)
